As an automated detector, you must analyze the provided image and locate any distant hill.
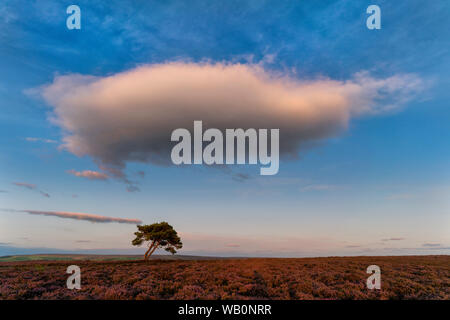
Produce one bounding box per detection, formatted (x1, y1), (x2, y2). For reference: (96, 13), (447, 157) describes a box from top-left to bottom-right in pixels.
(0, 254), (236, 262)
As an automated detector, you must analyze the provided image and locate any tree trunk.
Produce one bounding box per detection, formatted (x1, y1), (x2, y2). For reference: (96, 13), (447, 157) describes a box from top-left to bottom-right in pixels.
(144, 241), (156, 260)
(147, 241), (160, 258)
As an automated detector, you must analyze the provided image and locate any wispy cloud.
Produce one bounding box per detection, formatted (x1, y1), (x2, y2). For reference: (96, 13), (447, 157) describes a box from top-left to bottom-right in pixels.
(126, 185), (140, 193)
(12, 182), (50, 198)
(300, 184), (339, 192)
(225, 243), (240, 248)
(137, 171), (145, 178)
(255, 177), (304, 187)
(98, 165), (140, 192)
(232, 173), (251, 182)
(39, 191), (50, 198)
(386, 193), (414, 200)
(4, 209), (142, 224)
(422, 243), (441, 247)
(25, 137), (57, 144)
(13, 182), (36, 189)
(67, 169), (109, 180)
(381, 237), (405, 242)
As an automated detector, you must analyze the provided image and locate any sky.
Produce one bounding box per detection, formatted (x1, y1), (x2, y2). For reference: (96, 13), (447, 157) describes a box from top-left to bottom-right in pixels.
(0, 0), (449, 257)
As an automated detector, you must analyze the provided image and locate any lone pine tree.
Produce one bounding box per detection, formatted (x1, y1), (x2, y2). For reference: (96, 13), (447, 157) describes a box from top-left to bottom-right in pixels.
(132, 222), (183, 260)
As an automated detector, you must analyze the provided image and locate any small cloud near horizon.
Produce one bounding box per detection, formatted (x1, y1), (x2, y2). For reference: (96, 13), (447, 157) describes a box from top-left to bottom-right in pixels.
(225, 243), (241, 248)
(422, 243), (441, 247)
(381, 237), (405, 241)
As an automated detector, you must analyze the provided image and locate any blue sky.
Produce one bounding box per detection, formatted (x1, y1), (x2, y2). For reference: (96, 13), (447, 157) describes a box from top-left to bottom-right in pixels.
(0, 0), (449, 257)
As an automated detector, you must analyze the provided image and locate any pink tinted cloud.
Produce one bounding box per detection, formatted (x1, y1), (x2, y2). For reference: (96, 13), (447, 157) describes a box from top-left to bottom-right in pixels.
(225, 243), (241, 248)
(40, 62), (423, 177)
(67, 169), (109, 180)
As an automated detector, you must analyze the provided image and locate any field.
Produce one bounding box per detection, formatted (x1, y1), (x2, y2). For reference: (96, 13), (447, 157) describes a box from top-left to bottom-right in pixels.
(0, 255), (448, 300)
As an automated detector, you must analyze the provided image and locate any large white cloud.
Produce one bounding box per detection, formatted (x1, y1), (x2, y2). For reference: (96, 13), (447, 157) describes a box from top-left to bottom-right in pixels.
(41, 62), (422, 174)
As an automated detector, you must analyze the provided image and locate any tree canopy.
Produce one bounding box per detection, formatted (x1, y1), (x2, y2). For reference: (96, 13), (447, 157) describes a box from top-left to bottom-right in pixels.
(132, 222), (182, 260)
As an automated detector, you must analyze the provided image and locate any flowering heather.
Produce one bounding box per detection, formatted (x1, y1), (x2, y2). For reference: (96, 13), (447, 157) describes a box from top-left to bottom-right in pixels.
(0, 256), (448, 300)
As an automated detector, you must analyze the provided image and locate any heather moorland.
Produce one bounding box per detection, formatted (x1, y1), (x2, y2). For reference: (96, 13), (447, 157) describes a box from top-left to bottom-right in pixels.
(0, 255), (448, 300)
